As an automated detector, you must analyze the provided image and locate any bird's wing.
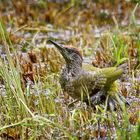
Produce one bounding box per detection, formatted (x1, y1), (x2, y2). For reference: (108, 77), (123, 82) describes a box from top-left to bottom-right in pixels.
(83, 63), (100, 71)
(82, 63), (128, 109)
(96, 67), (123, 86)
(83, 63), (123, 87)
(72, 70), (107, 97)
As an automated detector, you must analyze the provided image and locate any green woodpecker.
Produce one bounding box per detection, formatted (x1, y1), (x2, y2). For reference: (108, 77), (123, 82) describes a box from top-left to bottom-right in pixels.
(49, 40), (129, 109)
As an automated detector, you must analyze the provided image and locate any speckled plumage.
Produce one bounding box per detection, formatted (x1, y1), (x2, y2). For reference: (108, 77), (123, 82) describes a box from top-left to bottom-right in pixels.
(49, 40), (129, 108)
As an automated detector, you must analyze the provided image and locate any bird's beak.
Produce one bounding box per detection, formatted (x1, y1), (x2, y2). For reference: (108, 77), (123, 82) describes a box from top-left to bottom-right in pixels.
(48, 40), (70, 62)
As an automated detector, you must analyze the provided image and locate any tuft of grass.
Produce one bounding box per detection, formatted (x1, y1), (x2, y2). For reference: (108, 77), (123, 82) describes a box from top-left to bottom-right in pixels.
(0, 6), (140, 138)
(112, 34), (129, 66)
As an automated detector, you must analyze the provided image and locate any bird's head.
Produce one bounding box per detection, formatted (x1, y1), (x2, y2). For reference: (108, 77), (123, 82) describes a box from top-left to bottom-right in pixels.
(49, 40), (83, 68)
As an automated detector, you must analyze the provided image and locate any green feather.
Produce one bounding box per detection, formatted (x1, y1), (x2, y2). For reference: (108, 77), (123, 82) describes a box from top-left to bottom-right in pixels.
(83, 63), (123, 87)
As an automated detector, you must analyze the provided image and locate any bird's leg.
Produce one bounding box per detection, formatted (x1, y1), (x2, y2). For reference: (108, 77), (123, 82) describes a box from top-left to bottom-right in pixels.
(89, 89), (107, 106)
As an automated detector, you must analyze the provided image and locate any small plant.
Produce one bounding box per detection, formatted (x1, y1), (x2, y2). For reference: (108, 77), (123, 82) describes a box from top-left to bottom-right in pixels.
(112, 35), (129, 66)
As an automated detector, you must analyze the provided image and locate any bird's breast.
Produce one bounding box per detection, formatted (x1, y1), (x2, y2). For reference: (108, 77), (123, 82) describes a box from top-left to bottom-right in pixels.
(60, 68), (82, 99)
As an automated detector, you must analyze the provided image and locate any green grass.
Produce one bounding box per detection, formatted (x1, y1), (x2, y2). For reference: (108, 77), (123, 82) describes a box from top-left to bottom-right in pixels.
(112, 34), (129, 66)
(0, 7), (140, 139)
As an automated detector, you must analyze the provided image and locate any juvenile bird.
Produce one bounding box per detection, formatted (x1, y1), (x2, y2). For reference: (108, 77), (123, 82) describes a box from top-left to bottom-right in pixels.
(49, 40), (129, 109)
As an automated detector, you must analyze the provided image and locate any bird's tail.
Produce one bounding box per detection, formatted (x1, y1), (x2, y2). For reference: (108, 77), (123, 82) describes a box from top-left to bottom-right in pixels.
(108, 93), (130, 110)
(107, 82), (130, 110)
